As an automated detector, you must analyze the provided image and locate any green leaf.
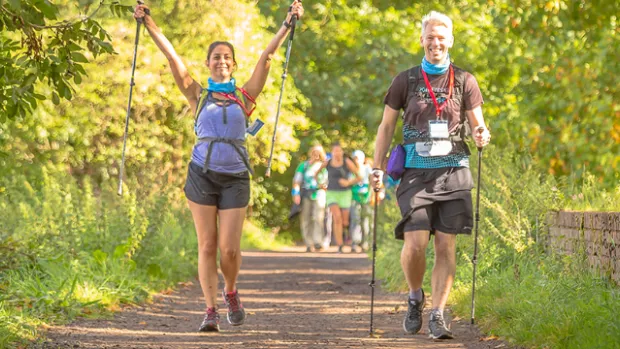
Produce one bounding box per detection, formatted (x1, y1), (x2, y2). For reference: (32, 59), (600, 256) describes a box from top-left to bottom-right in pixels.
(32, 93), (46, 100)
(68, 43), (82, 51)
(51, 91), (60, 105)
(71, 52), (89, 63)
(16, 55), (29, 66)
(22, 75), (37, 88)
(73, 73), (82, 84)
(33, 0), (58, 20)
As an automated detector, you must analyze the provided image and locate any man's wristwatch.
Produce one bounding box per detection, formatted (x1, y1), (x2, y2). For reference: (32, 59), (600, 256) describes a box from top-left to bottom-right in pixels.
(282, 20), (292, 29)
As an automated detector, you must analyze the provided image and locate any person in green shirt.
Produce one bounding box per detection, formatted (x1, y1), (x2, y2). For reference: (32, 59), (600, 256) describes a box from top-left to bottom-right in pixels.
(292, 145), (329, 252)
(349, 150), (373, 252)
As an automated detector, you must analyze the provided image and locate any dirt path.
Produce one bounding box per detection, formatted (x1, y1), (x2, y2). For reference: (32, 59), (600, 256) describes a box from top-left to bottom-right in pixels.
(38, 247), (510, 349)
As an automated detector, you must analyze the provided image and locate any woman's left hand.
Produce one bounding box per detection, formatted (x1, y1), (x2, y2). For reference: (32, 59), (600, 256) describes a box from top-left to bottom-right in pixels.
(285, 0), (304, 24)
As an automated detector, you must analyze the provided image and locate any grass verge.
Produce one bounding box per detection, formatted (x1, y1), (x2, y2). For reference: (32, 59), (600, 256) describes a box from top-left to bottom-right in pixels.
(0, 171), (287, 348)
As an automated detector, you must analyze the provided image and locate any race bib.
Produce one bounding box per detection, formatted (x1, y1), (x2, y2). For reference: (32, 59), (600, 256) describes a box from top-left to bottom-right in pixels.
(429, 120), (449, 139)
(415, 140), (453, 157)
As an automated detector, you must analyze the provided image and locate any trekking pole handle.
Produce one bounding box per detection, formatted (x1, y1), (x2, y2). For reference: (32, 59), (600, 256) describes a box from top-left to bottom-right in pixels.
(287, 0), (301, 39)
(474, 126), (486, 152)
(136, 1), (150, 24)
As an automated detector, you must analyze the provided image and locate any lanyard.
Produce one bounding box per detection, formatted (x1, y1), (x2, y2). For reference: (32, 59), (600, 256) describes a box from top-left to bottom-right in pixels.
(421, 65), (454, 119)
(219, 88), (257, 117)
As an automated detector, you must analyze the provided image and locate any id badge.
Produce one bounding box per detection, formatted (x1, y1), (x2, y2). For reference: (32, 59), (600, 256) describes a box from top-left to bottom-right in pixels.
(429, 120), (449, 139)
(246, 119), (264, 136)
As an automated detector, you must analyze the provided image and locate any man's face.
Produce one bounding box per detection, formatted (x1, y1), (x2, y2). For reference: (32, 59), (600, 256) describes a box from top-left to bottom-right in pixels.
(420, 23), (454, 64)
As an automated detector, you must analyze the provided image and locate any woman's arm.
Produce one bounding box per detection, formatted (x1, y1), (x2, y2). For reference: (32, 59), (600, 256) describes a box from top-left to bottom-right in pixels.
(134, 4), (201, 108)
(345, 158), (362, 185)
(313, 160), (328, 181)
(242, 0), (304, 99)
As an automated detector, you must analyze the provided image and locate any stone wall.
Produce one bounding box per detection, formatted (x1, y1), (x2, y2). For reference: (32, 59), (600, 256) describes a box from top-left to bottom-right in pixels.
(547, 211), (620, 284)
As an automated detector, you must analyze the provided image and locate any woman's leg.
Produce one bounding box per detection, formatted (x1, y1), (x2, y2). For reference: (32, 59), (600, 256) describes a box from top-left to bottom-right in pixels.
(311, 199), (325, 247)
(349, 201), (362, 244)
(341, 207), (351, 244)
(300, 199), (313, 248)
(187, 201), (219, 309)
(330, 204), (343, 246)
(218, 206), (247, 326)
(218, 207), (246, 293)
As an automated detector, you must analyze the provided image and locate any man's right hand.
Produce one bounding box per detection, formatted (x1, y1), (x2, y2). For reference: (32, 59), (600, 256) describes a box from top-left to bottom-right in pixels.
(293, 195), (301, 205)
(371, 168), (384, 191)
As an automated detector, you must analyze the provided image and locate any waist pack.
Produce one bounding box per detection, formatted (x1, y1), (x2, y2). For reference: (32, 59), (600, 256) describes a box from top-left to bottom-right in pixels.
(386, 144), (406, 181)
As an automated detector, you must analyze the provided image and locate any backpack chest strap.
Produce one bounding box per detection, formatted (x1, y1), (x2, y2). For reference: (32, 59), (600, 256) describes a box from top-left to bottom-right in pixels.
(196, 137), (253, 175)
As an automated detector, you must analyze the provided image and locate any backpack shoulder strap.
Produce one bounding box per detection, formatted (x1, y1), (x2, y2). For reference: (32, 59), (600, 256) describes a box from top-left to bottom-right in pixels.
(194, 88), (210, 135)
(450, 65), (471, 138)
(404, 66), (422, 112)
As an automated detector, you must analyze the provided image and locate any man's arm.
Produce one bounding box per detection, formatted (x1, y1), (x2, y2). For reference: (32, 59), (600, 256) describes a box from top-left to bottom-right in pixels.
(371, 105), (399, 189)
(465, 106), (491, 148)
(373, 105), (400, 170)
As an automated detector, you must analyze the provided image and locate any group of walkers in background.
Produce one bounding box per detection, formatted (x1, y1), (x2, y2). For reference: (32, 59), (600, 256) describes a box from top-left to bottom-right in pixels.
(291, 142), (392, 253)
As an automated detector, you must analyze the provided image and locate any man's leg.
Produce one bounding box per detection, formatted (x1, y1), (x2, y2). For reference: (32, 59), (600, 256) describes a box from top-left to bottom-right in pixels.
(431, 231), (457, 310)
(402, 230), (431, 292)
(428, 230), (456, 339)
(402, 230), (430, 334)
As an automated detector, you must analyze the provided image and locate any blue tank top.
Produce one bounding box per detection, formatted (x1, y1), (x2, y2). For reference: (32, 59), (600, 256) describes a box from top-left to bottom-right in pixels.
(191, 92), (248, 174)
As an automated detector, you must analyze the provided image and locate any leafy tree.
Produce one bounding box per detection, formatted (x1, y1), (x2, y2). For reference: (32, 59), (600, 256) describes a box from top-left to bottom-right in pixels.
(0, 0), (131, 119)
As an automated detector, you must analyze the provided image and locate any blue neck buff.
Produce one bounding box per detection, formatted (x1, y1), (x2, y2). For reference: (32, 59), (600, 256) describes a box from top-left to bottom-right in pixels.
(207, 77), (236, 93)
(421, 54), (451, 75)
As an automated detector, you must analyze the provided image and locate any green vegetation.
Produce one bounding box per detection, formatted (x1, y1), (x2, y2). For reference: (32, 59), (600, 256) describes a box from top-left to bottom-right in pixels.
(374, 144), (620, 348)
(0, 171), (285, 347)
(1, 0), (618, 348)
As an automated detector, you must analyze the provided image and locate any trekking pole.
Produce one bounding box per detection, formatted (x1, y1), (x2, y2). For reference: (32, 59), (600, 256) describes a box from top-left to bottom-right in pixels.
(265, 3), (300, 178)
(118, 0), (149, 196)
(369, 187), (380, 334)
(470, 127), (485, 324)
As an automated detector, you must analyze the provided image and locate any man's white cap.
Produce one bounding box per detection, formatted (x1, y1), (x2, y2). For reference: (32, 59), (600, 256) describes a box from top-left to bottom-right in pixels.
(352, 150), (365, 162)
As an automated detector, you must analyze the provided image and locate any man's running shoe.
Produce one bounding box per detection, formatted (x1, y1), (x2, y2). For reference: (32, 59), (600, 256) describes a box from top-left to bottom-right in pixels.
(198, 307), (220, 332)
(223, 290), (246, 326)
(428, 310), (454, 339)
(403, 289), (425, 334)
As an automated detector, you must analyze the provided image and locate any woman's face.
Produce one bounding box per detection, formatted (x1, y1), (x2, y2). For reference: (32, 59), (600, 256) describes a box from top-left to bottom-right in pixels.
(420, 23), (453, 64)
(310, 149), (321, 162)
(331, 145), (343, 159)
(207, 45), (235, 82)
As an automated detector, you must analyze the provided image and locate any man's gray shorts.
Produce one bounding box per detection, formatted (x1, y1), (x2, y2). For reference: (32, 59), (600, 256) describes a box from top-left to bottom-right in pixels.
(394, 167), (474, 240)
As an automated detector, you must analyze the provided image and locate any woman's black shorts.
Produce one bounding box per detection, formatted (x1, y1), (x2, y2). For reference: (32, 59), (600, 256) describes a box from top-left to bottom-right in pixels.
(394, 167), (474, 239)
(184, 162), (250, 209)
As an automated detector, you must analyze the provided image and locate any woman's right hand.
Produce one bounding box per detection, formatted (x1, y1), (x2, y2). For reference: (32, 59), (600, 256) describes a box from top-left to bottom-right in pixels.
(133, 3), (150, 21)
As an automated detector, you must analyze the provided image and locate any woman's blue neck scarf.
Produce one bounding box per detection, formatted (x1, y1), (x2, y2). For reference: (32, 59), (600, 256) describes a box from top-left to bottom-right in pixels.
(421, 54), (451, 75)
(207, 77), (236, 93)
